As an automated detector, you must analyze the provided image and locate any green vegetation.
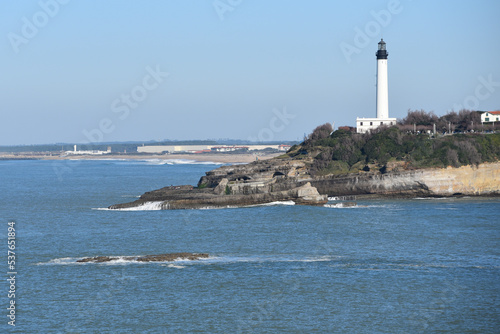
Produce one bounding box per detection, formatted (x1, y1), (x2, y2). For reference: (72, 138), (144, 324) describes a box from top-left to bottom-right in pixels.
(287, 121), (500, 176)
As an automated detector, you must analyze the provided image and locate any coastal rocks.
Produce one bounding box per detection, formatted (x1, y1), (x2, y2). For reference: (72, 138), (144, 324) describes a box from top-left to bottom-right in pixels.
(109, 157), (500, 211)
(76, 253), (209, 263)
(310, 162), (500, 197)
(109, 182), (327, 210)
(214, 178), (229, 195)
(109, 159), (328, 210)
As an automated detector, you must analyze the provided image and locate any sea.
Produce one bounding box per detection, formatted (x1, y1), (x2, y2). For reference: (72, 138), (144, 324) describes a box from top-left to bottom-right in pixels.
(0, 159), (499, 333)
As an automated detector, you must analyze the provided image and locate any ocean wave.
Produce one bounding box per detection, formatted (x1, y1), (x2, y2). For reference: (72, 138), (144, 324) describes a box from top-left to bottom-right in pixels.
(36, 255), (496, 271)
(139, 159), (224, 166)
(244, 201), (296, 208)
(197, 255), (343, 264)
(414, 197), (451, 200)
(324, 203), (396, 209)
(95, 200), (296, 211)
(62, 158), (225, 165)
(162, 264), (186, 269)
(194, 201), (297, 210)
(93, 201), (164, 211)
(324, 203), (357, 209)
(35, 255), (211, 266)
(35, 255), (341, 266)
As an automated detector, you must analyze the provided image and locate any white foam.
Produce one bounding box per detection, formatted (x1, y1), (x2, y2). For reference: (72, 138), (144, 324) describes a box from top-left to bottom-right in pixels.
(414, 197), (450, 200)
(197, 205), (241, 210)
(164, 264), (186, 269)
(198, 255), (342, 265)
(196, 201), (296, 210)
(260, 200), (296, 206)
(110, 201), (164, 211)
(324, 203), (358, 209)
(141, 159), (224, 166)
(36, 255), (211, 266)
(35, 257), (77, 265)
(245, 201), (296, 208)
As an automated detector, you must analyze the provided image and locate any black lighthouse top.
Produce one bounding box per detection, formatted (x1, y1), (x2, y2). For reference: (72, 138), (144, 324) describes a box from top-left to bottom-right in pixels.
(376, 39), (388, 59)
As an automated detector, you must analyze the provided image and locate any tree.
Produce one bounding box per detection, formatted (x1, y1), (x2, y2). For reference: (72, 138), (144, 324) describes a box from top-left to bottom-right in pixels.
(399, 109), (438, 126)
(307, 123), (333, 142)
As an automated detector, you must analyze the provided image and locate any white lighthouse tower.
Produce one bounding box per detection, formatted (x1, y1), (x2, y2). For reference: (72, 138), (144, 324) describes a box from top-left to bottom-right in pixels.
(356, 39), (396, 133)
(376, 39), (389, 119)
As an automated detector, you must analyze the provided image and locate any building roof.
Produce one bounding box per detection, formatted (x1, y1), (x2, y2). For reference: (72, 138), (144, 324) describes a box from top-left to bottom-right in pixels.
(488, 111), (500, 115)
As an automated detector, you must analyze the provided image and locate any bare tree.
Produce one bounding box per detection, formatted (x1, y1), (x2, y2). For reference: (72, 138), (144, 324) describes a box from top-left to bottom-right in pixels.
(307, 123), (333, 142)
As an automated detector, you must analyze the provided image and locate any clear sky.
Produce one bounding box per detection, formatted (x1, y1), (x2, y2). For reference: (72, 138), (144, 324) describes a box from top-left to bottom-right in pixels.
(1, 0), (499, 145)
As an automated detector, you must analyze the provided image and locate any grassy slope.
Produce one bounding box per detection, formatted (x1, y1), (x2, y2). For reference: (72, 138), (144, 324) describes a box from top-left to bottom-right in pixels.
(284, 127), (500, 176)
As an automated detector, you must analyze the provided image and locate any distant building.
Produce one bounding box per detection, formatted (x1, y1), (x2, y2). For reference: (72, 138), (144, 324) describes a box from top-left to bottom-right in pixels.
(356, 39), (397, 133)
(65, 145), (111, 155)
(137, 144), (292, 154)
(211, 146), (249, 152)
(278, 144), (292, 151)
(480, 111), (500, 123)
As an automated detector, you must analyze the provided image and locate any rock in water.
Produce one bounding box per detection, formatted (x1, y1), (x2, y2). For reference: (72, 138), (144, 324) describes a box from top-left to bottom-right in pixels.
(76, 253), (209, 263)
(76, 256), (114, 263)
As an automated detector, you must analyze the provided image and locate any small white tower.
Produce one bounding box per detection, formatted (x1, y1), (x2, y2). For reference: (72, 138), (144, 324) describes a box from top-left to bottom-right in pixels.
(376, 39), (389, 119)
(356, 39), (396, 133)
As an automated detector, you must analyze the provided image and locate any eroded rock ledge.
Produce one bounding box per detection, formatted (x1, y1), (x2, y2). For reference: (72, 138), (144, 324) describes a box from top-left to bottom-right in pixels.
(77, 253), (209, 263)
(109, 159), (500, 210)
(109, 160), (328, 210)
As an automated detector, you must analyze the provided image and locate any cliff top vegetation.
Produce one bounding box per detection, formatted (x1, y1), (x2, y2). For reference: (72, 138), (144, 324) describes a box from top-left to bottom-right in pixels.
(285, 110), (500, 175)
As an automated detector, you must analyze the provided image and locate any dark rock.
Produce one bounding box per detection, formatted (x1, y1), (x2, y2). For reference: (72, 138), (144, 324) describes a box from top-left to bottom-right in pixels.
(77, 256), (114, 263)
(77, 253), (209, 263)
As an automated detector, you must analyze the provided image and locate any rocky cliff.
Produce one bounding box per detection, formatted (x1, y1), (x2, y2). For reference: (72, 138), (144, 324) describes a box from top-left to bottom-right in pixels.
(109, 159), (500, 210)
(310, 162), (500, 197)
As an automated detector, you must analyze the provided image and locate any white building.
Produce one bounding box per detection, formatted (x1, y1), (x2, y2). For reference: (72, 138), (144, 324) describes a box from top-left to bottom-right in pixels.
(481, 111), (500, 123)
(65, 145), (111, 155)
(137, 144), (291, 154)
(356, 39), (397, 133)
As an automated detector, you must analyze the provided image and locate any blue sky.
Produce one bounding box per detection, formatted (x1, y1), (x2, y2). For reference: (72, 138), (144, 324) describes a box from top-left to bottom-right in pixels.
(1, 0), (499, 145)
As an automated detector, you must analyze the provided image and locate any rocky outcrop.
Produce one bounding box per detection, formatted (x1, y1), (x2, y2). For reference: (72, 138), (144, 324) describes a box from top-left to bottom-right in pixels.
(310, 162), (500, 197)
(109, 159), (328, 210)
(77, 253), (209, 263)
(109, 158), (500, 210)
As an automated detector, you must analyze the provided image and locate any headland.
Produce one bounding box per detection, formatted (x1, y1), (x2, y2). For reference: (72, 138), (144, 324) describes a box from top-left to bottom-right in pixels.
(110, 125), (500, 210)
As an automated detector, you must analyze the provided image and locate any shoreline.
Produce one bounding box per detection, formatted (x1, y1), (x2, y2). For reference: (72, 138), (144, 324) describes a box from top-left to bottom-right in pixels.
(0, 152), (282, 164)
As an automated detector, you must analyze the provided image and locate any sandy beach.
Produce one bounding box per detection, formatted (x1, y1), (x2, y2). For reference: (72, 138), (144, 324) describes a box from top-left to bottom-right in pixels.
(0, 152), (282, 164)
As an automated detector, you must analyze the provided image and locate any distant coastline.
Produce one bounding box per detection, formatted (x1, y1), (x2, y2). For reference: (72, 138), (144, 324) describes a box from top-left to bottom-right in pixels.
(0, 152), (281, 164)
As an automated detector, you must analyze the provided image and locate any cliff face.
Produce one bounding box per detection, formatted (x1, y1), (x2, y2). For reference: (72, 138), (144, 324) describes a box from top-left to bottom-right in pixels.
(310, 162), (500, 197)
(109, 160), (500, 210)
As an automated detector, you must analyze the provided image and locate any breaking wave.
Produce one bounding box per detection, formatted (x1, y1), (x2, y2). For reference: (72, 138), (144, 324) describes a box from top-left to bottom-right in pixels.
(245, 201), (296, 207)
(35, 254), (341, 266)
(93, 201), (164, 211)
(139, 159), (224, 166)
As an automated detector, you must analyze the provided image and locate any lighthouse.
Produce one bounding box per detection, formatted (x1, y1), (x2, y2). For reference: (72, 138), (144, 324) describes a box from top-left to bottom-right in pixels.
(376, 39), (389, 119)
(356, 39), (396, 133)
